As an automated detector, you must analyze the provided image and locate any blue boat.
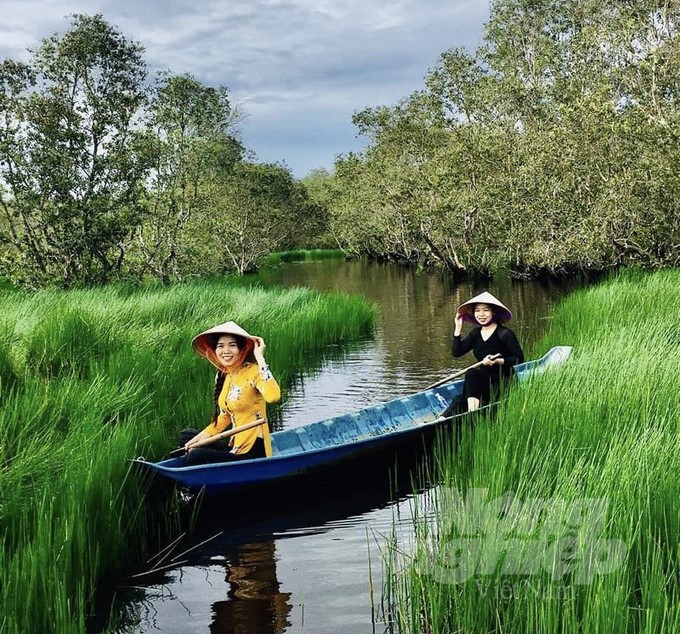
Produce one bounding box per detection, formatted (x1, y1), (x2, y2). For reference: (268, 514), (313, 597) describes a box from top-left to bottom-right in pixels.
(135, 346), (572, 495)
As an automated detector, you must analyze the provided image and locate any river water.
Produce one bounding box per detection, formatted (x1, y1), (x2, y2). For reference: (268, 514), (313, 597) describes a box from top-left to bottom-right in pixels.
(106, 260), (583, 634)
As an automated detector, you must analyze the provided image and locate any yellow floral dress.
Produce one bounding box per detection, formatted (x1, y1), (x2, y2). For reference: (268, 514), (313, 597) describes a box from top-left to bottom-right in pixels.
(202, 362), (281, 456)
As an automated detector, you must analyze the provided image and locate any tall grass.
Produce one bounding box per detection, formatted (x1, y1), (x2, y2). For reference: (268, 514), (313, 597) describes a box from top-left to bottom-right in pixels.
(262, 248), (346, 267)
(382, 269), (679, 633)
(0, 278), (374, 633)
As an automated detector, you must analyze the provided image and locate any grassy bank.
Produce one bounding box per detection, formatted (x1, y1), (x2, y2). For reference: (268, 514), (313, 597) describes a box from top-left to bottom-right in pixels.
(262, 248), (346, 267)
(382, 269), (679, 633)
(0, 278), (375, 634)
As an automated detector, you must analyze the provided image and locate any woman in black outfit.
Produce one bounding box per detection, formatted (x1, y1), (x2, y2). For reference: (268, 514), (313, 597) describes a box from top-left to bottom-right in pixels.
(452, 291), (524, 412)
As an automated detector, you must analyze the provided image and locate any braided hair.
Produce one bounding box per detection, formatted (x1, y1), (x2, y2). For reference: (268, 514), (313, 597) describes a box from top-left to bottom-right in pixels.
(211, 370), (227, 425)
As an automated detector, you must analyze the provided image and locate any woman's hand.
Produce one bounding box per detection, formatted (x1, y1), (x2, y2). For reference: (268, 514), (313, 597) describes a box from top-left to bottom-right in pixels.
(482, 354), (502, 366)
(454, 311), (464, 336)
(184, 430), (211, 452)
(253, 336), (267, 365)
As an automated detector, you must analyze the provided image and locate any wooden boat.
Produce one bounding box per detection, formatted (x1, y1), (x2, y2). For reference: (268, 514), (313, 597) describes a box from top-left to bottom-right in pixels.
(135, 346), (572, 495)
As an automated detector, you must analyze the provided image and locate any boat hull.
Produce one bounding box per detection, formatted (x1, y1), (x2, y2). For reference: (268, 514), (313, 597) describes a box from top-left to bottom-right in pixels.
(135, 346), (572, 495)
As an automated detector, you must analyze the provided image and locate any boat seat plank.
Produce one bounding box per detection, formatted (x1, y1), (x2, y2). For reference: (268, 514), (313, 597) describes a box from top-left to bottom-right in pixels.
(270, 428), (305, 455)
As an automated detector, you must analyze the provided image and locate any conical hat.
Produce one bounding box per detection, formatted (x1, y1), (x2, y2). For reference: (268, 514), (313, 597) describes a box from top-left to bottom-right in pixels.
(191, 321), (255, 369)
(457, 291), (512, 324)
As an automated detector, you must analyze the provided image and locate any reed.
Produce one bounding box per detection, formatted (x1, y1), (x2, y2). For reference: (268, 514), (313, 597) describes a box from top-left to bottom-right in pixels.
(0, 278), (374, 633)
(262, 248), (346, 266)
(381, 269), (680, 633)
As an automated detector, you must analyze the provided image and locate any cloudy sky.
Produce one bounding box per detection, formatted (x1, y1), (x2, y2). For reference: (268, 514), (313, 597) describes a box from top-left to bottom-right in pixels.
(1, 0), (490, 177)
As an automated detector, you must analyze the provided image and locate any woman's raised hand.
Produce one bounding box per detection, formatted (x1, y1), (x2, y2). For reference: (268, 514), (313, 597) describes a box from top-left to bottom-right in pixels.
(454, 311), (464, 335)
(253, 336), (267, 363)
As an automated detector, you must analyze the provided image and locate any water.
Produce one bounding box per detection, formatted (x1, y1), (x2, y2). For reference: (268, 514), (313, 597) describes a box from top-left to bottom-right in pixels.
(104, 260), (584, 633)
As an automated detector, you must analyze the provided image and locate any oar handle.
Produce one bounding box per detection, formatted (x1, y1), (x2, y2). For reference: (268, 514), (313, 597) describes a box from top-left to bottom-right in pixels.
(168, 418), (267, 457)
(425, 354), (501, 390)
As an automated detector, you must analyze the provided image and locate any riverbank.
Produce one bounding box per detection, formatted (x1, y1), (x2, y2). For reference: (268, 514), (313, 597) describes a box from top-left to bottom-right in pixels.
(0, 279), (374, 634)
(262, 248), (346, 267)
(382, 269), (679, 632)
(95, 259), (589, 633)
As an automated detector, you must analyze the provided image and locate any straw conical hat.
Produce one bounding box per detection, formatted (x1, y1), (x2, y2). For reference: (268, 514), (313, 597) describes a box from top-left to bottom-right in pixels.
(457, 291), (512, 324)
(191, 321), (255, 368)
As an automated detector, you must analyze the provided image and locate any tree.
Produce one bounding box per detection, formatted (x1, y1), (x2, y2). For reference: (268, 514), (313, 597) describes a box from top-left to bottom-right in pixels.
(301, 168), (342, 250)
(204, 162), (326, 275)
(135, 73), (244, 282)
(323, 0), (680, 276)
(0, 14), (152, 287)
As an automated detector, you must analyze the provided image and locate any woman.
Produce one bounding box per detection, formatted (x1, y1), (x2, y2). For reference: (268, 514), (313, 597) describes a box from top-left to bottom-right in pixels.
(452, 291), (524, 412)
(179, 321), (281, 465)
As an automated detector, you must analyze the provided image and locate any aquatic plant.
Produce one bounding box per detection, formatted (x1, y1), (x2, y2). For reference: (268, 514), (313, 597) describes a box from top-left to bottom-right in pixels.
(262, 248), (346, 267)
(381, 269), (680, 633)
(0, 278), (374, 633)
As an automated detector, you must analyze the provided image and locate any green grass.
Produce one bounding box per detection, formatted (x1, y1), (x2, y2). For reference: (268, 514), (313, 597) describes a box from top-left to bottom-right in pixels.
(262, 248), (346, 267)
(0, 277), (375, 634)
(381, 269), (679, 633)
(0, 276), (19, 291)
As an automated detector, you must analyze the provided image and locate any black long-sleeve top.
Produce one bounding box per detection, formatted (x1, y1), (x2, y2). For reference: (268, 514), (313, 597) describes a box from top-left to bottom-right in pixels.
(452, 326), (525, 375)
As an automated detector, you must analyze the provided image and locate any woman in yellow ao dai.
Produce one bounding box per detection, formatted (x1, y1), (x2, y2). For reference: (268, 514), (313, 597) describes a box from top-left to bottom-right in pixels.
(180, 321), (281, 464)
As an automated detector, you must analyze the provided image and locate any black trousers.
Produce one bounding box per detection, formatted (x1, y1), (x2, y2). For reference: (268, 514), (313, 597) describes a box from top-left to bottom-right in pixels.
(464, 366), (513, 405)
(178, 428), (267, 466)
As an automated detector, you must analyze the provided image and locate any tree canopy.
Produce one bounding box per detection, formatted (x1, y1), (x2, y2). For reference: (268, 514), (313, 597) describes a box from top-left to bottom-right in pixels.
(314, 0), (679, 277)
(2, 4), (678, 287)
(0, 14), (325, 288)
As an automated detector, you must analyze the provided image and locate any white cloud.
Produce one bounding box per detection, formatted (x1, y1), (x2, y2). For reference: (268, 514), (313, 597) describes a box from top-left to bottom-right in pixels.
(0, 0), (490, 176)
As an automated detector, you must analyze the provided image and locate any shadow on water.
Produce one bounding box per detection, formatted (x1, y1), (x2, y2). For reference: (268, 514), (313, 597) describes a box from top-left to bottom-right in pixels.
(261, 260), (588, 427)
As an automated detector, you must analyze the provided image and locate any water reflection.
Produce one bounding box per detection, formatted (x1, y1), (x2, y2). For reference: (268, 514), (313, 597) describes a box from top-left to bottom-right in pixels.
(106, 260), (587, 634)
(106, 437), (443, 634)
(210, 540), (291, 634)
(108, 539), (292, 634)
(261, 260), (583, 426)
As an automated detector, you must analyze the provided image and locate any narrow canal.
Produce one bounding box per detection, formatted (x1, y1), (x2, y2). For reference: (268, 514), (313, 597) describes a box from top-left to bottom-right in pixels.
(104, 260), (584, 633)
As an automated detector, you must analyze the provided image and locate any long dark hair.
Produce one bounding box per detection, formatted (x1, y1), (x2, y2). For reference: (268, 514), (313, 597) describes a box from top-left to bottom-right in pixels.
(211, 371), (227, 425)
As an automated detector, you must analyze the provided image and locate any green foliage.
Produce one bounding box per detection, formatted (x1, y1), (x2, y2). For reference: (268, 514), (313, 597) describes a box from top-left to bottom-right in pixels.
(0, 16), (330, 289)
(24, 307), (118, 379)
(321, 0), (680, 276)
(0, 278), (375, 633)
(0, 14), (153, 287)
(133, 73), (244, 282)
(382, 269), (680, 632)
(301, 168), (346, 249)
(198, 161), (329, 274)
(0, 331), (20, 396)
(262, 248), (346, 266)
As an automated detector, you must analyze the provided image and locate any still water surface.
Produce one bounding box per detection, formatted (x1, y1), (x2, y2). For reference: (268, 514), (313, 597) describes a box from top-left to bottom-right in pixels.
(112, 261), (583, 634)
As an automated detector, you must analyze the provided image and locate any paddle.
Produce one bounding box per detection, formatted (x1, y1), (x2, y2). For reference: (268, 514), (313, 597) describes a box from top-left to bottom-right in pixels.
(425, 354), (501, 390)
(167, 418), (267, 457)
(417, 400), (497, 425)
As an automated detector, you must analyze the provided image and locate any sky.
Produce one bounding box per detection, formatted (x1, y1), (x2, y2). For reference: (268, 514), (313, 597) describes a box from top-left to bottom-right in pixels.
(0, 0), (491, 178)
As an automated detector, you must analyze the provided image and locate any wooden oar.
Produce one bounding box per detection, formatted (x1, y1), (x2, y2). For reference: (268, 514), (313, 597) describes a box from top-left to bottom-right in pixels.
(167, 418), (267, 457)
(425, 354), (501, 390)
(417, 400), (498, 425)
